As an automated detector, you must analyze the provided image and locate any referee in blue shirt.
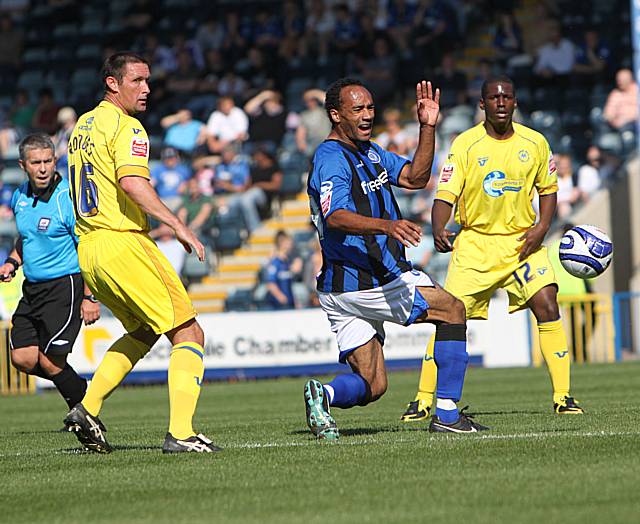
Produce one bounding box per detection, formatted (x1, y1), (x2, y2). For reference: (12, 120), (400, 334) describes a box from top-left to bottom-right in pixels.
(0, 133), (100, 410)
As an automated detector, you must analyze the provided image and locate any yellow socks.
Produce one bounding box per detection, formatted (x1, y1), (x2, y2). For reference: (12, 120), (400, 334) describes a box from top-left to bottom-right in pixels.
(168, 342), (205, 440)
(538, 319), (571, 403)
(82, 335), (150, 416)
(415, 334), (437, 406)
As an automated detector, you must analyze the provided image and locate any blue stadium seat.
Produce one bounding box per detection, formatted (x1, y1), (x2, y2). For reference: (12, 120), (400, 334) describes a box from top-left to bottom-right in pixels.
(225, 288), (254, 312)
(1, 167), (26, 186)
(181, 247), (213, 282)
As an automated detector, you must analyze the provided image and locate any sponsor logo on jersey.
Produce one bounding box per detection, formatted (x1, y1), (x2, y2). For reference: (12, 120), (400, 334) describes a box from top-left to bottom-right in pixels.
(440, 163), (454, 183)
(477, 156), (489, 166)
(555, 351), (569, 358)
(320, 180), (333, 216)
(367, 150), (381, 163)
(548, 153), (557, 175)
(132, 128), (143, 134)
(37, 217), (51, 232)
(537, 267), (548, 275)
(130, 137), (149, 157)
(482, 171), (524, 197)
(361, 169), (389, 194)
(518, 150), (530, 162)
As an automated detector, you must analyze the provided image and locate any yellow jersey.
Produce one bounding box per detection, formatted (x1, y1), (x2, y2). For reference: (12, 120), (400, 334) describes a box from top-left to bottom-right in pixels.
(436, 122), (557, 235)
(67, 100), (151, 235)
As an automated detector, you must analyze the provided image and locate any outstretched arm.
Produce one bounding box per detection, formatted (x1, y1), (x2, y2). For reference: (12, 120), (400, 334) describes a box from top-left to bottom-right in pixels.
(327, 209), (422, 248)
(397, 80), (440, 190)
(119, 176), (205, 261)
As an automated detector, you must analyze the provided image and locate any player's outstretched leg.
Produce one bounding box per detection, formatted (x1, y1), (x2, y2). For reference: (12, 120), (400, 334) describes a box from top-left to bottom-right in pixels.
(401, 335), (436, 422)
(63, 333), (150, 452)
(304, 378), (339, 440)
(428, 323), (489, 434)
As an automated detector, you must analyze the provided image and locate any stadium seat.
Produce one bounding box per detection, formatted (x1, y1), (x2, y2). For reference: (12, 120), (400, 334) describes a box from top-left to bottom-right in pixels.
(596, 132), (623, 156)
(22, 47), (48, 68)
(181, 247), (213, 282)
(1, 167), (25, 185)
(280, 173), (304, 196)
(0, 219), (17, 237)
(224, 288), (254, 312)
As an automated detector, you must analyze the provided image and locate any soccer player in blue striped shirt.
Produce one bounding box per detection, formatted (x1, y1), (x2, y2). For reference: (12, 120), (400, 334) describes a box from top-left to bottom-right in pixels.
(303, 78), (488, 438)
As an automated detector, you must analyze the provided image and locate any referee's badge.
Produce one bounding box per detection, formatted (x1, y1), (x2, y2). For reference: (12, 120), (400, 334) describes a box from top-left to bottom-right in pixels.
(37, 217), (51, 232)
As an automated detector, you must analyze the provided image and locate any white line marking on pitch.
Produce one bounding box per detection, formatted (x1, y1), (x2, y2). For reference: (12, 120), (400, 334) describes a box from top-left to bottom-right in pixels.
(0, 430), (637, 458)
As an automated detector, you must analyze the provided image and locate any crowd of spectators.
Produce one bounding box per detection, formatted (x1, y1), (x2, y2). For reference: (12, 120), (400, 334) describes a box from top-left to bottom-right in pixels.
(0, 0), (636, 311)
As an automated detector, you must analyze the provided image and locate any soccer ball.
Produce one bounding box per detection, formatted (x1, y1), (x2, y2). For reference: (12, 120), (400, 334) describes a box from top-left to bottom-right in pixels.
(559, 225), (613, 278)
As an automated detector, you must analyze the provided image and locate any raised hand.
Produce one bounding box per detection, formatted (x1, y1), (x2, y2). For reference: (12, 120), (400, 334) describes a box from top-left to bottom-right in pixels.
(416, 80), (440, 127)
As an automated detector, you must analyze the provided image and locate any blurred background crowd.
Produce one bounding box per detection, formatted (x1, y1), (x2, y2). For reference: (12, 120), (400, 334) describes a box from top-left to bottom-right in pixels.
(0, 0), (635, 314)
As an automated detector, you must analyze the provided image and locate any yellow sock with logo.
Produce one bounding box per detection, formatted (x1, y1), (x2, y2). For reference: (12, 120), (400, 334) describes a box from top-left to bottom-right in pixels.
(82, 335), (150, 416)
(538, 319), (571, 404)
(168, 342), (205, 440)
(415, 334), (437, 405)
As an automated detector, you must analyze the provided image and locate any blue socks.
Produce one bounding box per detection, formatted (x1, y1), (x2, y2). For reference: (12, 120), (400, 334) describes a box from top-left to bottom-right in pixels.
(433, 323), (469, 423)
(324, 373), (369, 408)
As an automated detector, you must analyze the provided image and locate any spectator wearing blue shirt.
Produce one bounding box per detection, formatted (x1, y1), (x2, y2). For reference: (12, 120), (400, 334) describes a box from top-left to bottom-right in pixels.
(150, 147), (192, 211)
(160, 109), (206, 157)
(213, 146), (250, 197)
(0, 134), (100, 412)
(573, 28), (611, 85)
(264, 230), (302, 309)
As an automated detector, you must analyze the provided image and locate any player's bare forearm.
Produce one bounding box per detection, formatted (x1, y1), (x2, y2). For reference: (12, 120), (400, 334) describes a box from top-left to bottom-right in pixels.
(432, 199), (455, 252)
(537, 193), (557, 232)
(119, 176), (182, 230)
(327, 209), (390, 235)
(399, 124), (436, 189)
(327, 209), (421, 247)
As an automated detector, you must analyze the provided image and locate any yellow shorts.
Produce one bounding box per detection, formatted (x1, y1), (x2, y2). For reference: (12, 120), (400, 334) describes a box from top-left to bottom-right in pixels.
(78, 229), (196, 334)
(444, 229), (557, 319)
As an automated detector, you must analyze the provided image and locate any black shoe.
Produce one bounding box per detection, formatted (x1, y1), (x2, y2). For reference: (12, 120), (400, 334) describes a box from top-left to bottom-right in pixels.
(162, 432), (223, 453)
(429, 408), (489, 433)
(554, 396), (584, 414)
(63, 403), (112, 453)
(400, 400), (432, 422)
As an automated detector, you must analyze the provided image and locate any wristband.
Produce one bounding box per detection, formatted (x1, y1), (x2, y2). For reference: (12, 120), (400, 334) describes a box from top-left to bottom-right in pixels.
(83, 294), (98, 303)
(5, 257), (19, 272)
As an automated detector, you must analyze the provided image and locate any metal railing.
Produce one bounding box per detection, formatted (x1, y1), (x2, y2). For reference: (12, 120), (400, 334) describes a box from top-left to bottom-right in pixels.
(531, 294), (616, 365)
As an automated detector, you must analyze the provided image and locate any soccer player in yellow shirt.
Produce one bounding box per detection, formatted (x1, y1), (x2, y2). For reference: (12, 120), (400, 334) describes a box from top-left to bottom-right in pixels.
(401, 76), (584, 422)
(63, 52), (221, 453)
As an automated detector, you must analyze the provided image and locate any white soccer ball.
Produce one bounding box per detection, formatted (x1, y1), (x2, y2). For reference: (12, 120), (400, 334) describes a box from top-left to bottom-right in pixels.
(559, 225), (613, 278)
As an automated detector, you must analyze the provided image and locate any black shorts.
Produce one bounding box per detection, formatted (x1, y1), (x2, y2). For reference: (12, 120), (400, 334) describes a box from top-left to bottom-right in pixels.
(11, 273), (83, 355)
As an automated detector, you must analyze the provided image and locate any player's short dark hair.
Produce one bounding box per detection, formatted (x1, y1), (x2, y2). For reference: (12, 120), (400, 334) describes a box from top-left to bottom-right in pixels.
(481, 75), (516, 99)
(101, 52), (149, 91)
(325, 77), (365, 127)
(19, 133), (55, 162)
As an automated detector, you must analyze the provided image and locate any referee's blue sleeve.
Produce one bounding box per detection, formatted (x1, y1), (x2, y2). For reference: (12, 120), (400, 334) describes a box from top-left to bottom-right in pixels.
(10, 187), (19, 214)
(61, 191), (79, 243)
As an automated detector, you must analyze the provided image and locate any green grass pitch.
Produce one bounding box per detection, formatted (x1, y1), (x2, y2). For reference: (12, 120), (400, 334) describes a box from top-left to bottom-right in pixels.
(1, 362), (639, 524)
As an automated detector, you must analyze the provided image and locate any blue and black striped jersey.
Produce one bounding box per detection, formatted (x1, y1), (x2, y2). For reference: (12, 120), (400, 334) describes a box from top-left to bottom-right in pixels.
(308, 139), (412, 293)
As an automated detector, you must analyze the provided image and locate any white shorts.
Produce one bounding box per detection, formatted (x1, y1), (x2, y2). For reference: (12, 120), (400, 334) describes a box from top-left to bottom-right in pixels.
(318, 269), (434, 362)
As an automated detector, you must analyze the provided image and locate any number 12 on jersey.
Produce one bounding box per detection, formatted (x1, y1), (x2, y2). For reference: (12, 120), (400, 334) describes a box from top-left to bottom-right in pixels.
(70, 162), (99, 217)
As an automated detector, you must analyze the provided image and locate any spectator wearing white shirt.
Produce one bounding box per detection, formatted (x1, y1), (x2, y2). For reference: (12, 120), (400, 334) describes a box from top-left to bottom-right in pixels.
(205, 96), (249, 154)
(534, 24), (575, 77)
(555, 154), (578, 219)
(576, 146), (602, 203)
